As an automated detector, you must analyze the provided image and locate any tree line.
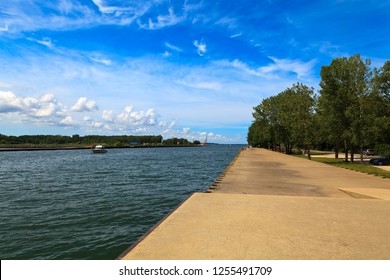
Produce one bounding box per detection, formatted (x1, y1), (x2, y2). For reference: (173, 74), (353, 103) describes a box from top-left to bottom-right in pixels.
(0, 134), (204, 147)
(0, 134), (165, 146)
(247, 54), (390, 162)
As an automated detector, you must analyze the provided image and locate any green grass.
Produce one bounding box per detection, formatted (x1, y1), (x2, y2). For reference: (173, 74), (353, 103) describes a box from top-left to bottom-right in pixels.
(295, 155), (390, 178)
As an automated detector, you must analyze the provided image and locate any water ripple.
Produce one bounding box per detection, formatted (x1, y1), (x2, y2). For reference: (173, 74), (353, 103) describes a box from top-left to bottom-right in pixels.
(0, 145), (242, 259)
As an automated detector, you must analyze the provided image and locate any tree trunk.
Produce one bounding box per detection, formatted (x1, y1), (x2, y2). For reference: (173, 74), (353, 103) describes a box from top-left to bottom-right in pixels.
(307, 145), (311, 160)
(335, 142), (339, 159)
(344, 140), (349, 162)
(360, 144), (364, 163)
(351, 145), (354, 163)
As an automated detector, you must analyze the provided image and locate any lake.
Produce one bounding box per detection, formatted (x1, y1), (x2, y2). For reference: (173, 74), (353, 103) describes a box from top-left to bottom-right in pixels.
(0, 145), (242, 259)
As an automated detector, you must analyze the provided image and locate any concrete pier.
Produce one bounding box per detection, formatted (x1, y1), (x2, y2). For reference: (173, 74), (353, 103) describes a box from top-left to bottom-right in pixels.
(119, 148), (390, 260)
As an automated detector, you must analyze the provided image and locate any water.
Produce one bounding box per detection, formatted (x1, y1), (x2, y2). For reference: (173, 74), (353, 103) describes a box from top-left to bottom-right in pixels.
(0, 145), (242, 259)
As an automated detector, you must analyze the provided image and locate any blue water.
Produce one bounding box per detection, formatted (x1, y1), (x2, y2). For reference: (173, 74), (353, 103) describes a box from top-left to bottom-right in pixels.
(0, 145), (242, 259)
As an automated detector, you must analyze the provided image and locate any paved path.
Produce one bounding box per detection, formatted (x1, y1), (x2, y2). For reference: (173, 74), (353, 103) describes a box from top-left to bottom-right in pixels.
(121, 193), (390, 260)
(209, 148), (390, 199)
(119, 148), (390, 260)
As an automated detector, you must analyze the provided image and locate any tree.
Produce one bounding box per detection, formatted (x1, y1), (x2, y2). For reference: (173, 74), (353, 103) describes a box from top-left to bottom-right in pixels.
(369, 61), (390, 152)
(250, 83), (317, 158)
(280, 83), (317, 159)
(247, 119), (272, 148)
(318, 54), (371, 162)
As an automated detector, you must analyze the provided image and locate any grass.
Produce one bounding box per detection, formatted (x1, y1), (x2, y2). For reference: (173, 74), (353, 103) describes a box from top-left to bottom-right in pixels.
(295, 155), (390, 178)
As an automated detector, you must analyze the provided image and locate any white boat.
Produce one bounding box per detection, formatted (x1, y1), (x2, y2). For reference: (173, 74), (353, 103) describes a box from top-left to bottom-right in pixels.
(92, 145), (107, 153)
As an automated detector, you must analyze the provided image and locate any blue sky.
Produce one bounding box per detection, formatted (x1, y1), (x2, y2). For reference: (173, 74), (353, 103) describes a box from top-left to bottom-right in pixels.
(0, 0), (389, 143)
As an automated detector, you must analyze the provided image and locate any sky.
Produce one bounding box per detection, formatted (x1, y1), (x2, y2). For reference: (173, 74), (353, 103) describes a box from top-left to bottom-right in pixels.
(0, 0), (389, 144)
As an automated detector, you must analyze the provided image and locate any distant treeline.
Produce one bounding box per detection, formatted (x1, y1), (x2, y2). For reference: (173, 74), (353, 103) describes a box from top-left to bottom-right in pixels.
(0, 134), (196, 146)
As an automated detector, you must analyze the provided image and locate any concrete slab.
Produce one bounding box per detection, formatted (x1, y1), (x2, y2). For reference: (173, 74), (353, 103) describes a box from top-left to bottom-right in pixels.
(339, 188), (390, 200)
(119, 148), (390, 260)
(210, 148), (390, 197)
(121, 193), (390, 260)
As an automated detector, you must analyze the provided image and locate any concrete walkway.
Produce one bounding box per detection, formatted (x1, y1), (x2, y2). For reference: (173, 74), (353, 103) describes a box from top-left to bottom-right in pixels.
(210, 148), (390, 198)
(119, 148), (390, 260)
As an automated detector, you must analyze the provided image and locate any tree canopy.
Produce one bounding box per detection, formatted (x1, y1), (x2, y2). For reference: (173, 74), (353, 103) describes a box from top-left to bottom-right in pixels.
(248, 55), (390, 161)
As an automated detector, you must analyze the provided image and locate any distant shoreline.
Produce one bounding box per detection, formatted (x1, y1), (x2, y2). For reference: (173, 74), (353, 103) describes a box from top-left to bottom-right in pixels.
(0, 145), (203, 152)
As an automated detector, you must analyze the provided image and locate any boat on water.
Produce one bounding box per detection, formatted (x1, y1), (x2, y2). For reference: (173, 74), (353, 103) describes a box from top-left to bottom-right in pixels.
(92, 145), (107, 153)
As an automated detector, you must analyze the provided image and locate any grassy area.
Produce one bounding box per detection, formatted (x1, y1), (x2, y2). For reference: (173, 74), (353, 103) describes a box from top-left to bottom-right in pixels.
(295, 155), (390, 178)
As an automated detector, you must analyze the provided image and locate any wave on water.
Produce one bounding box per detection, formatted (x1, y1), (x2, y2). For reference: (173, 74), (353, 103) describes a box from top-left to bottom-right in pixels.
(0, 145), (242, 259)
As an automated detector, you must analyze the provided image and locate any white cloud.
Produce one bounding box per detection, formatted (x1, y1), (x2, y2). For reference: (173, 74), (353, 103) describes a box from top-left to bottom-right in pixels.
(39, 93), (56, 103)
(0, 40), (318, 143)
(162, 51), (171, 57)
(176, 79), (222, 91)
(102, 110), (113, 121)
(89, 57), (112, 66)
(91, 0), (150, 19)
(231, 59), (268, 78)
(28, 37), (54, 48)
(0, 0), (163, 33)
(165, 42), (183, 52)
(0, 91), (61, 118)
(160, 129), (228, 144)
(34, 102), (57, 117)
(231, 57), (316, 79)
(0, 92), (241, 143)
(230, 33), (242, 38)
(0, 25), (9, 32)
(92, 0), (117, 14)
(182, 127), (190, 134)
(116, 106), (157, 126)
(0, 91), (27, 113)
(261, 57), (317, 79)
(138, 7), (184, 30)
(91, 121), (103, 128)
(103, 124), (112, 130)
(193, 39), (207, 56)
(71, 97), (98, 112)
(168, 120), (176, 129)
(0, 1), (99, 33)
(59, 116), (77, 126)
(0, 90), (180, 135)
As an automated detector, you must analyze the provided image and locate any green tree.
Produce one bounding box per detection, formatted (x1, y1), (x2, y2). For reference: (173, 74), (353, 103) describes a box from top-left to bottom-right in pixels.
(318, 54), (371, 162)
(280, 83), (317, 159)
(369, 61), (390, 154)
(250, 83), (316, 157)
(247, 119), (272, 148)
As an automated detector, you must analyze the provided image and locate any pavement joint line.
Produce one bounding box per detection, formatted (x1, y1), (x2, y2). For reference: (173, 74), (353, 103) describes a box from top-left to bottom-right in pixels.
(338, 189), (378, 199)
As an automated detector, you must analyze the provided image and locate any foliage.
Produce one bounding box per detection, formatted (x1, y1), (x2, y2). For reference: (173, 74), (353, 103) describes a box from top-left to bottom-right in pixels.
(317, 55), (390, 161)
(0, 134), (164, 146)
(162, 138), (192, 145)
(248, 55), (390, 161)
(374, 144), (390, 156)
(249, 83), (316, 157)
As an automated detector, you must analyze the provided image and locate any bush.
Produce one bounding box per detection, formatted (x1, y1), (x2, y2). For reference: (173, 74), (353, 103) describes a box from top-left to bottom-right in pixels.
(374, 144), (390, 156)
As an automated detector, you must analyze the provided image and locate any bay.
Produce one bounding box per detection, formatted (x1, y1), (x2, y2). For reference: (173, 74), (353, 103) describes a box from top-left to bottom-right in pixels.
(0, 145), (242, 259)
